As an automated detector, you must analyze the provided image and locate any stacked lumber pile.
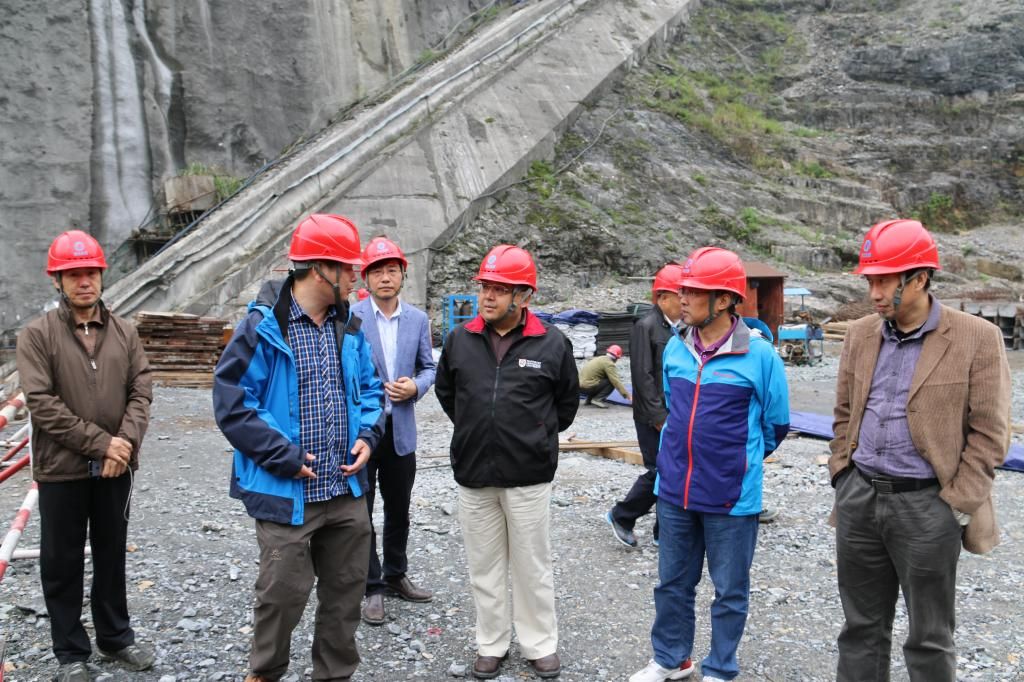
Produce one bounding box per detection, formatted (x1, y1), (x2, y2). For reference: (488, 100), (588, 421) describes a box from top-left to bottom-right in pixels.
(822, 321), (849, 342)
(135, 312), (228, 388)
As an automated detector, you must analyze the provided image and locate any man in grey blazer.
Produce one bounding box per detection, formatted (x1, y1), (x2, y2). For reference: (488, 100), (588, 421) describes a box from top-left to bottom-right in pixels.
(352, 236), (437, 625)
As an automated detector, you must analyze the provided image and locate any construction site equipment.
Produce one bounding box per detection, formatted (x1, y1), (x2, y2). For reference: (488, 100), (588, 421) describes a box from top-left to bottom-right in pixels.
(442, 295), (477, 342)
(777, 323), (824, 365)
(0, 482), (37, 583)
(0, 393), (24, 431)
(960, 301), (1023, 350)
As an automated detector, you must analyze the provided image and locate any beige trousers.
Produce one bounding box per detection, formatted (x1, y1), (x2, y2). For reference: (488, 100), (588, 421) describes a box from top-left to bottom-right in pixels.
(458, 482), (557, 660)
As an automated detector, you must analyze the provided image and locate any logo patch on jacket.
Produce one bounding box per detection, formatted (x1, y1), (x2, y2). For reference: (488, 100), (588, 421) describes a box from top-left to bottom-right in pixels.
(518, 358), (542, 369)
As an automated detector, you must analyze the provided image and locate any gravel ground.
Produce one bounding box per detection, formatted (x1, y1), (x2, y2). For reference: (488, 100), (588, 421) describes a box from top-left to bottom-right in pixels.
(2, 344), (1023, 681)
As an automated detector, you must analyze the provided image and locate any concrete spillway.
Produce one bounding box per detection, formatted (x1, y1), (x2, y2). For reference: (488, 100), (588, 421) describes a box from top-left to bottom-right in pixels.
(103, 0), (701, 319)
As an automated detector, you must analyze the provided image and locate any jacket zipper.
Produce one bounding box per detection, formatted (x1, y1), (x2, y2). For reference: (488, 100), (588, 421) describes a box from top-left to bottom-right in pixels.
(682, 349), (747, 509)
(683, 364), (703, 509)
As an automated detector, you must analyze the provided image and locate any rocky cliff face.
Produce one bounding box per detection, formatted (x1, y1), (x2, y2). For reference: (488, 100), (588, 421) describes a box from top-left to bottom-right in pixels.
(0, 0), (482, 330)
(428, 0), (1024, 314)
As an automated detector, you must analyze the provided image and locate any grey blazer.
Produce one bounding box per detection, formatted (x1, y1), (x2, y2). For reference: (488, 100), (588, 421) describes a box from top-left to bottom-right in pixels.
(351, 298), (436, 455)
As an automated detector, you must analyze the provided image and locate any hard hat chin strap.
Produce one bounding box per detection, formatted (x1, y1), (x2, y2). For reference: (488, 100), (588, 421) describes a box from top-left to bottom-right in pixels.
(891, 270), (919, 312)
(696, 291), (727, 329)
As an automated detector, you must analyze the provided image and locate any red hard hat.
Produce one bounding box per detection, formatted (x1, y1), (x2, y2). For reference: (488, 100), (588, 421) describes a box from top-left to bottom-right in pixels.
(679, 247), (746, 300)
(606, 344), (623, 359)
(46, 230), (108, 275)
(652, 263), (686, 295)
(361, 236), (408, 279)
(853, 219), (941, 275)
(474, 245), (537, 290)
(356, 288), (370, 300)
(288, 214), (362, 266)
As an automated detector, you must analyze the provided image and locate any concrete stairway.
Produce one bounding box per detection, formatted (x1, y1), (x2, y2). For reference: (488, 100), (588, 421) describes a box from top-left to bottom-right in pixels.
(103, 0), (702, 319)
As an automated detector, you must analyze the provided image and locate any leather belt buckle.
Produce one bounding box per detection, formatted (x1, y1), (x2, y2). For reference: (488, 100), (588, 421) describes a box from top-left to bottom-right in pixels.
(872, 477), (896, 494)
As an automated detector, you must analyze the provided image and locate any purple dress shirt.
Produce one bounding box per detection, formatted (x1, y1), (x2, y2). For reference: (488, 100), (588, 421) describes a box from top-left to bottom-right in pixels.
(852, 296), (941, 479)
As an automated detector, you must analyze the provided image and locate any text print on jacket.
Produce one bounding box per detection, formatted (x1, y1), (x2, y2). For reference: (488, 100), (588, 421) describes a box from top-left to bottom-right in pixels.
(434, 310), (579, 488)
(657, 318), (790, 515)
(213, 279), (384, 525)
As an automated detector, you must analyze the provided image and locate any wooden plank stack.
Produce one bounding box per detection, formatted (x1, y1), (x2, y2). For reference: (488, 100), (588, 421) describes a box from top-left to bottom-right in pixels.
(135, 312), (229, 388)
(822, 321), (849, 342)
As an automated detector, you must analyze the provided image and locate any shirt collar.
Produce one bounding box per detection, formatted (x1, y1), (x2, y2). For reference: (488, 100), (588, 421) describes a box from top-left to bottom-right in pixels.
(370, 296), (402, 321)
(289, 296), (335, 324)
(882, 294), (939, 342)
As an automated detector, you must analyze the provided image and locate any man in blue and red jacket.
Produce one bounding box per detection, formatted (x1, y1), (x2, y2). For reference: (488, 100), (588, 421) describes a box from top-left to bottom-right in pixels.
(631, 247), (789, 682)
(435, 245), (579, 680)
(213, 214), (384, 682)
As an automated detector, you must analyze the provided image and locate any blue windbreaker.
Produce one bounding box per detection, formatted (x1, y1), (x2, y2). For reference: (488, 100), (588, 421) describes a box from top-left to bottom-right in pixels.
(213, 279), (384, 525)
(656, 317), (789, 515)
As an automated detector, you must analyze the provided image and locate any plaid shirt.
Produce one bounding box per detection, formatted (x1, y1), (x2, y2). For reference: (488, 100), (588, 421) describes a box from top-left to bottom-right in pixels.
(288, 298), (350, 502)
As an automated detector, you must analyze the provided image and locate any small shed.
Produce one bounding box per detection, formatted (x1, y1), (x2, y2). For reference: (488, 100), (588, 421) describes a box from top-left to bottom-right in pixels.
(738, 261), (787, 340)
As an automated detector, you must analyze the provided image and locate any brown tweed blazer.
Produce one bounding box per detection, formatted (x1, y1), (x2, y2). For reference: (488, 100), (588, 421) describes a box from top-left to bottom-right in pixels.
(829, 304), (1012, 554)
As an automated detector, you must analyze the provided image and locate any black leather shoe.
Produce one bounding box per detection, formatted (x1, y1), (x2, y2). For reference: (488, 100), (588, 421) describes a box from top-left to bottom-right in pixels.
(529, 653), (562, 678)
(472, 652), (508, 679)
(361, 593), (386, 625)
(386, 575), (433, 602)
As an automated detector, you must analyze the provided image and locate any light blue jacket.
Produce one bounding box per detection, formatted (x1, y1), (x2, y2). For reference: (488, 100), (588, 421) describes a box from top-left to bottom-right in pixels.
(351, 298), (436, 455)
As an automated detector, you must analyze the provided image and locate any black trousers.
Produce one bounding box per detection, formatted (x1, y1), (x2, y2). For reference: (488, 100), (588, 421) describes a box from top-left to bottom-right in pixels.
(582, 379), (614, 402)
(37, 473), (135, 663)
(610, 418), (660, 537)
(364, 418), (417, 595)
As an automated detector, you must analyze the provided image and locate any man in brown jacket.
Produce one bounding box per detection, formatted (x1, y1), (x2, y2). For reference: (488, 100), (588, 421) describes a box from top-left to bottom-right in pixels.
(16, 231), (154, 682)
(829, 219), (1011, 682)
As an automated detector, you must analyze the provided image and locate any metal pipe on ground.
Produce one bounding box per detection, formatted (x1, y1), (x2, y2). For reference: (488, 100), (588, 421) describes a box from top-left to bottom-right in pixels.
(1, 437), (28, 463)
(0, 454), (29, 484)
(0, 482), (38, 583)
(0, 392), (25, 431)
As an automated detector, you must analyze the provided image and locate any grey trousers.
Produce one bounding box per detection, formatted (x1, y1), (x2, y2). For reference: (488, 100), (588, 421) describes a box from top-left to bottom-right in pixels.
(251, 495), (371, 681)
(834, 468), (962, 682)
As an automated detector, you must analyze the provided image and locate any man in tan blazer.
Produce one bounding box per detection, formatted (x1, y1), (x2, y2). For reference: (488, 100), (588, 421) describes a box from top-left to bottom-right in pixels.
(829, 219), (1011, 682)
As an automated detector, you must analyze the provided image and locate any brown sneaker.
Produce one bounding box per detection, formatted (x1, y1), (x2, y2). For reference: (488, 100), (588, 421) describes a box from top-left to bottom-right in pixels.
(529, 653), (562, 678)
(386, 575), (433, 602)
(361, 593), (386, 625)
(471, 652), (508, 679)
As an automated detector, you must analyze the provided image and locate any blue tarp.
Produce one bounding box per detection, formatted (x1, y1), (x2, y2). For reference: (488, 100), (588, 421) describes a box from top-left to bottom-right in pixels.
(553, 309), (600, 326)
(789, 410), (1024, 474)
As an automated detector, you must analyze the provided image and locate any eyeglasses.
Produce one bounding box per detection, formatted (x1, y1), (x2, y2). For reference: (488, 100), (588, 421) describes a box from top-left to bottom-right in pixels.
(477, 282), (513, 296)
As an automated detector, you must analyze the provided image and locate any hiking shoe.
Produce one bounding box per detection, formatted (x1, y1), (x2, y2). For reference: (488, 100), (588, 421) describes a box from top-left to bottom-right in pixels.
(628, 658), (694, 681)
(605, 511), (638, 548)
(55, 662), (91, 682)
(759, 508), (780, 523)
(98, 643), (155, 671)
(590, 399), (610, 409)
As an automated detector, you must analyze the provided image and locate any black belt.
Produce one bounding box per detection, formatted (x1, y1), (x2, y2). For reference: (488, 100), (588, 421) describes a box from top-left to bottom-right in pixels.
(856, 466), (939, 494)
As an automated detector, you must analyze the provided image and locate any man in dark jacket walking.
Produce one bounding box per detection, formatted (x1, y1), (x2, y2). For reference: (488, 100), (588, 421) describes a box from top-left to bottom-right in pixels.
(213, 214), (384, 682)
(606, 263), (685, 548)
(17, 230), (154, 682)
(435, 245), (579, 680)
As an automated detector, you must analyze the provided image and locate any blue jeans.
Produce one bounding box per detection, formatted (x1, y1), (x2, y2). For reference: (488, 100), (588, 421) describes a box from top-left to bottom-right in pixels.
(651, 499), (759, 681)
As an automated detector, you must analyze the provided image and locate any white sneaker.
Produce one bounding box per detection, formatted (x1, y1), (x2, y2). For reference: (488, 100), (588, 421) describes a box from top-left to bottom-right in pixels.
(628, 658), (694, 682)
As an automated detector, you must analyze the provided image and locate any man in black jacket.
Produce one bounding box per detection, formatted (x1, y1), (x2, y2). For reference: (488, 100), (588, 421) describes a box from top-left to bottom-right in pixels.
(435, 245), (579, 680)
(606, 264), (685, 548)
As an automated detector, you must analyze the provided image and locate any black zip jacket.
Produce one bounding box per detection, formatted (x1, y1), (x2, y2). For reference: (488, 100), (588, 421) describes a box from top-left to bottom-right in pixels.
(629, 306), (676, 428)
(435, 309), (579, 488)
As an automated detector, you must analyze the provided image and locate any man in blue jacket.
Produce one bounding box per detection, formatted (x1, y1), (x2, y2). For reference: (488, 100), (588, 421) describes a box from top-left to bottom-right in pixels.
(352, 236), (436, 626)
(631, 247), (790, 682)
(213, 214), (384, 682)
